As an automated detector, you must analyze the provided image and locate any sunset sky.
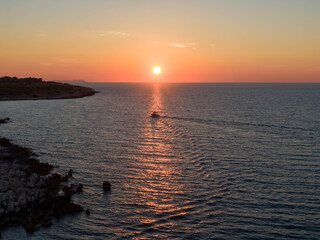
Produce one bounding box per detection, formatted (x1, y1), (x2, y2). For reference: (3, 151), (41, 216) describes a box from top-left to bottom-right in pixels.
(0, 0), (319, 82)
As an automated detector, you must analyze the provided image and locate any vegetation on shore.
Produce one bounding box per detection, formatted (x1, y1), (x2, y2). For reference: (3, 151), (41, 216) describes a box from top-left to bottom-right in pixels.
(0, 76), (97, 100)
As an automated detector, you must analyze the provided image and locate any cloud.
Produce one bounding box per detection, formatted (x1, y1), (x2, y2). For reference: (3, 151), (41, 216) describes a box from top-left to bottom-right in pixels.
(41, 58), (77, 67)
(83, 30), (130, 38)
(169, 43), (187, 48)
(168, 42), (196, 49)
(59, 58), (77, 63)
(107, 31), (130, 37)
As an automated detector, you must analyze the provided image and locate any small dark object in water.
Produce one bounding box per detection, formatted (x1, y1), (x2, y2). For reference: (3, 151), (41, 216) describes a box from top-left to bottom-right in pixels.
(76, 184), (83, 193)
(68, 169), (73, 177)
(0, 117), (11, 124)
(103, 181), (111, 191)
(151, 111), (160, 118)
(86, 209), (90, 215)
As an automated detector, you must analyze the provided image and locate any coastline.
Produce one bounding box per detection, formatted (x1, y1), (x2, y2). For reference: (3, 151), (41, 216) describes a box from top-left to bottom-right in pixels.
(0, 77), (98, 101)
(0, 90), (97, 101)
(0, 77), (97, 235)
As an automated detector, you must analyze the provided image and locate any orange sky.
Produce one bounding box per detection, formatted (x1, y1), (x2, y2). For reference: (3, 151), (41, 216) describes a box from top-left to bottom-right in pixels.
(0, 1), (319, 82)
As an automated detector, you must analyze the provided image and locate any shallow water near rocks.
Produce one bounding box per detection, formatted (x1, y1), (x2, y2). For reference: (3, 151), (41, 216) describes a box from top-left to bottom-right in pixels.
(0, 83), (320, 239)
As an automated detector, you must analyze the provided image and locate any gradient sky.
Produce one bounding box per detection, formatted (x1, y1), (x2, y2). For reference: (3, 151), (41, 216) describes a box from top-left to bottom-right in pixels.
(0, 0), (319, 82)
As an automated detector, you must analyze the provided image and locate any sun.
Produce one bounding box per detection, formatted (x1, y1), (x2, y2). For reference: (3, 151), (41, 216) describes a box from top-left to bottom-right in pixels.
(153, 66), (162, 75)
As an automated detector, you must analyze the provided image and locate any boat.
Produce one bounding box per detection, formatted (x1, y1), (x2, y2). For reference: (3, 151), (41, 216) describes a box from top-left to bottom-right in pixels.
(151, 111), (160, 118)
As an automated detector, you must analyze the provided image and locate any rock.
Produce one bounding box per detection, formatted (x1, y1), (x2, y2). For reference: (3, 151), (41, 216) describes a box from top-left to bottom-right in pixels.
(9, 177), (24, 190)
(51, 173), (62, 182)
(30, 189), (40, 201)
(4, 190), (14, 202)
(0, 186), (8, 192)
(85, 208), (90, 215)
(9, 169), (16, 177)
(42, 216), (52, 227)
(37, 176), (48, 187)
(23, 219), (39, 233)
(0, 192), (4, 203)
(15, 206), (20, 213)
(0, 117), (11, 124)
(8, 200), (14, 212)
(58, 190), (64, 196)
(102, 181), (111, 191)
(0, 137), (85, 233)
(29, 173), (39, 186)
(17, 193), (27, 208)
(61, 183), (83, 195)
(17, 187), (28, 195)
(39, 189), (47, 198)
(76, 184), (83, 193)
(61, 175), (68, 182)
(53, 195), (83, 215)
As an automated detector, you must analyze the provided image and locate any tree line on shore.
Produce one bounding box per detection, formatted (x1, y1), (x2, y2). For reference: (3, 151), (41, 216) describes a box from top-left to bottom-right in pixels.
(0, 76), (43, 83)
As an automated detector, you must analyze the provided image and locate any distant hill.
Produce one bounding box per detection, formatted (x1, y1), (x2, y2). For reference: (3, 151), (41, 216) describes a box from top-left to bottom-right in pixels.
(53, 80), (87, 83)
(0, 76), (97, 101)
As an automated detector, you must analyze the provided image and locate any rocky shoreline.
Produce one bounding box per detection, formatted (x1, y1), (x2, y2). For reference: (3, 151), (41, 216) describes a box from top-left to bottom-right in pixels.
(0, 137), (84, 235)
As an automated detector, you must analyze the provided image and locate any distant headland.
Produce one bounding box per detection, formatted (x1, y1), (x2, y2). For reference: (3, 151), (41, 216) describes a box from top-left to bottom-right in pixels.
(54, 80), (87, 83)
(0, 76), (97, 101)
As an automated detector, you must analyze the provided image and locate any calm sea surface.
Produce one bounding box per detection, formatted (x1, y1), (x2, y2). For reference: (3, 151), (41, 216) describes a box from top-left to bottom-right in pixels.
(1, 83), (319, 239)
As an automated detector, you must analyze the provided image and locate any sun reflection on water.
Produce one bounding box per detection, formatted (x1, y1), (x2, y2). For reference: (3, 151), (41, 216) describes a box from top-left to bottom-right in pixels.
(121, 83), (188, 238)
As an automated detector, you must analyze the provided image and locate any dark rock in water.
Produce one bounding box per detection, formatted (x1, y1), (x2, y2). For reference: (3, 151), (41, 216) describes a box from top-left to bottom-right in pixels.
(0, 117), (11, 124)
(86, 208), (90, 215)
(62, 183), (83, 195)
(23, 219), (39, 233)
(42, 216), (52, 227)
(52, 195), (83, 216)
(103, 181), (111, 191)
(76, 184), (83, 193)
(68, 169), (73, 177)
(61, 174), (68, 182)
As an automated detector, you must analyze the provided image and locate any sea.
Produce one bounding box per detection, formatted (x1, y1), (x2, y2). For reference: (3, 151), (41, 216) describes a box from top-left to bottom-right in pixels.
(0, 83), (319, 239)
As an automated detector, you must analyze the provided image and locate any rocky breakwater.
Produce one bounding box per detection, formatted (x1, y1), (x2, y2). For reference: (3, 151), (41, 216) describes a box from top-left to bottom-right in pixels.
(0, 138), (83, 233)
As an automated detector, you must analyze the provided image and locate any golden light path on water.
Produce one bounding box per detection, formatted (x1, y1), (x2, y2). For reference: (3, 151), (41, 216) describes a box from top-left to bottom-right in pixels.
(119, 83), (193, 238)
